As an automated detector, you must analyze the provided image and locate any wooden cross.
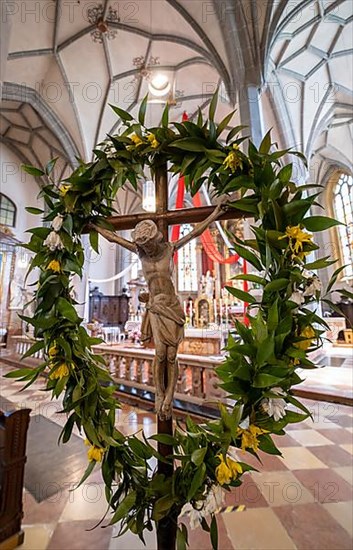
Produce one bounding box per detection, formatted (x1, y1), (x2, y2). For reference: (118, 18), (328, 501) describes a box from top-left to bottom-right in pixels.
(106, 162), (247, 550)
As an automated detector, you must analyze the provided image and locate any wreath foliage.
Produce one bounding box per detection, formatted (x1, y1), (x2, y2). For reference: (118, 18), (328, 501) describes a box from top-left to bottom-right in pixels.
(8, 91), (349, 549)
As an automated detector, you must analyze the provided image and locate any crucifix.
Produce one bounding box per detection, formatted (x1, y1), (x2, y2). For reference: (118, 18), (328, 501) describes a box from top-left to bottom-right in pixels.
(91, 162), (244, 549)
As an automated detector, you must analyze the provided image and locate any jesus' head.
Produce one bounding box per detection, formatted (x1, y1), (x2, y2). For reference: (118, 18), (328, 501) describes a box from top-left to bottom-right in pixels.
(132, 220), (163, 254)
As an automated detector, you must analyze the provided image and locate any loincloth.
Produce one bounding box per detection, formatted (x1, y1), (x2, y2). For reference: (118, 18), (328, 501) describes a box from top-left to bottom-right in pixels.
(141, 293), (185, 347)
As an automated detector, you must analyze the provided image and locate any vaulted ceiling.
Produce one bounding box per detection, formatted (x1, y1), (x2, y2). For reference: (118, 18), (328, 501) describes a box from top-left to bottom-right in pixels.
(1, 0), (352, 201)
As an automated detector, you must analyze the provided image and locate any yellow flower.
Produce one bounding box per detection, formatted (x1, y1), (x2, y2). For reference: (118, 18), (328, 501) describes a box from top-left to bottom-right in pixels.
(87, 445), (105, 462)
(130, 133), (144, 146)
(215, 454), (243, 485)
(294, 326), (316, 350)
(49, 363), (70, 380)
(223, 146), (243, 172)
(59, 184), (71, 196)
(48, 345), (58, 358)
(237, 424), (268, 452)
(279, 225), (313, 258)
(47, 259), (61, 272)
(147, 133), (159, 149)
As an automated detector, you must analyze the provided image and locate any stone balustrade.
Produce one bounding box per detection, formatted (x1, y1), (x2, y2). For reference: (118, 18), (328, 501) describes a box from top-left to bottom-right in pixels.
(8, 336), (226, 407)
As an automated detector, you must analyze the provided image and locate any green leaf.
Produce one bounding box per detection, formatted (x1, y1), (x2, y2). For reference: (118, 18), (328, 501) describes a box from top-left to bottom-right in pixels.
(259, 129), (272, 154)
(110, 491), (137, 524)
(25, 207), (44, 215)
(191, 447), (207, 466)
(153, 494), (177, 521)
(170, 138), (206, 152)
(75, 460), (96, 489)
(45, 158), (58, 176)
(264, 279), (289, 292)
(22, 164), (45, 177)
(89, 230), (99, 254)
(233, 274), (266, 285)
(231, 243), (262, 271)
(177, 526), (187, 550)
(109, 104), (134, 122)
(161, 102), (169, 128)
(305, 257), (337, 270)
(21, 340), (45, 360)
(209, 87), (219, 121)
(210, 515), (218, 550)
(187, 462), (206, 500)
(138, 94), (148, 126)
(226, 125), (247, 143)
(216, 110), (236, 137)
(258, 434), (282, 456)
(5, 368), (35, 379)
(229, 197), (258, 215)
(253, 373), (285, 388)
(256, 337), (275, 366)
(326, 265), (347, 293)
(225, 286), (256, 304)
(302, 216), (343, 232)
(57, 297), (79, 323)
(149, 434), (178, 446)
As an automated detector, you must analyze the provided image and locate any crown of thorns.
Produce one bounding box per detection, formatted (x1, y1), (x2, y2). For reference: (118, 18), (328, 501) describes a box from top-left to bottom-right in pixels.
(132, 220), (163, 245)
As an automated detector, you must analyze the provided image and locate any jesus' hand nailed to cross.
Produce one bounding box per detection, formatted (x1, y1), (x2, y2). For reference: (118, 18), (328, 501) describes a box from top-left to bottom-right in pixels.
(91, 199), (228, 420)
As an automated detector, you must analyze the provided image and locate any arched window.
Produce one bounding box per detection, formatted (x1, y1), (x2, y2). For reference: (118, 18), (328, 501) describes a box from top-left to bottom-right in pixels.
(333, 173), (353, 279)
(0, 193), (17, 227)
(178, 224), (198, 292)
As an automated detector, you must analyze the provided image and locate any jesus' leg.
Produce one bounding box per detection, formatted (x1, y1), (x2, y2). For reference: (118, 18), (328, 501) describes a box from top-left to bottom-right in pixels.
(153, 343), (167, 417)
(161, 347), (179, 420)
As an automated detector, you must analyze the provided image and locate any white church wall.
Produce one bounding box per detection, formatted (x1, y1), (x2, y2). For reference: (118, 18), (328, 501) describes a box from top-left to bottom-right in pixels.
(86, 235), (117, 296)
(0, 143), (43, 241)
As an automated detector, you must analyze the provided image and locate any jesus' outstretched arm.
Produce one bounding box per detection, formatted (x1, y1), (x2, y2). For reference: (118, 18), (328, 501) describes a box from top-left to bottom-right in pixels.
(173, 199), (228, 251)
(90, 223), (137, 253)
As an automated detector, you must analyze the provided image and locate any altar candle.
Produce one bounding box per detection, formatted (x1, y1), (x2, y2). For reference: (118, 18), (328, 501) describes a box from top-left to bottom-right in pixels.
(189, 300), (193, 326)
(184, 301), (187, 317)
(219, 298), (223, 324)
(225, 302), (229, 327)
(213, 298), (217, 322)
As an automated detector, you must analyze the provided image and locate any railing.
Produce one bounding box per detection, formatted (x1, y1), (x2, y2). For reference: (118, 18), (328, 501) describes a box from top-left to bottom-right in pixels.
(7, 336), (226, 407)
(94, 345), (226, 406)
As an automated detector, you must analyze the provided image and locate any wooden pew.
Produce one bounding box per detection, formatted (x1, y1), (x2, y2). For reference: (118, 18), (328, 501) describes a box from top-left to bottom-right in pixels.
(0, 408), (31, 550)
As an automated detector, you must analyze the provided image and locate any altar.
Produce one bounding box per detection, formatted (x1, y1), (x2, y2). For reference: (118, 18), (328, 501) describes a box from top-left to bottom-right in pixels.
(180, 326), (227, 355)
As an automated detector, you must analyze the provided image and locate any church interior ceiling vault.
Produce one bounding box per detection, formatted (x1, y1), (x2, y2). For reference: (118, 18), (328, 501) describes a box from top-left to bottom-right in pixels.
(0, 0), (351, 210)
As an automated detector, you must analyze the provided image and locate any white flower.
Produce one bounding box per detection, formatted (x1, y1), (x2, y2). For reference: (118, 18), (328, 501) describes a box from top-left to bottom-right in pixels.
(180, 503), (203, 530)
(303, 276), (322, 297)
(239, 416), (250, 429)
(106, 147), (117, 159)
(204, 484), (225, 515)
(261, 388), (287, 422)
(51, 214), (64, 232)
(289, 291), (305, 306)
(181, 485), (225, 529)
(43, 231), (64, 251)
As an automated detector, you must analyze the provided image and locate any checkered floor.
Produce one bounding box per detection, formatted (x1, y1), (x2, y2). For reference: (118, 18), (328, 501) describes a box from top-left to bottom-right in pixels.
(1, 362), (352, 550)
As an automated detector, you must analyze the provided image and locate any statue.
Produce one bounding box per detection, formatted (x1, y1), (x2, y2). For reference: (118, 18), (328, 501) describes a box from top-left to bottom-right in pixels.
(204, 270), (215, 298)
(9, 275), (26, 310)
(91, 202), (225, 419)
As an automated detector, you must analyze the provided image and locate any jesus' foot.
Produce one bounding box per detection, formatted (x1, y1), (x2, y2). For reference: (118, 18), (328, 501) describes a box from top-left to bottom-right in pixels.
(155, 393), (164, 417)
(160, 399), (172, 420)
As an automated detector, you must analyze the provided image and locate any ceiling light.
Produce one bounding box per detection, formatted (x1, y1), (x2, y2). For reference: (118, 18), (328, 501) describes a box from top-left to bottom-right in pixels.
(148, 74), (171, 97)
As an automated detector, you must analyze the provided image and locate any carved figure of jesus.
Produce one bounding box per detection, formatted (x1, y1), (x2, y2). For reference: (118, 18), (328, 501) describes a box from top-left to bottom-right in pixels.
(92, 203), (225, 419)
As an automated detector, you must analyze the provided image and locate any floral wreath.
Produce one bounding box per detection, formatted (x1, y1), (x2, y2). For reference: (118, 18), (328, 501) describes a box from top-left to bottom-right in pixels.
(8, 91), (350, 550)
